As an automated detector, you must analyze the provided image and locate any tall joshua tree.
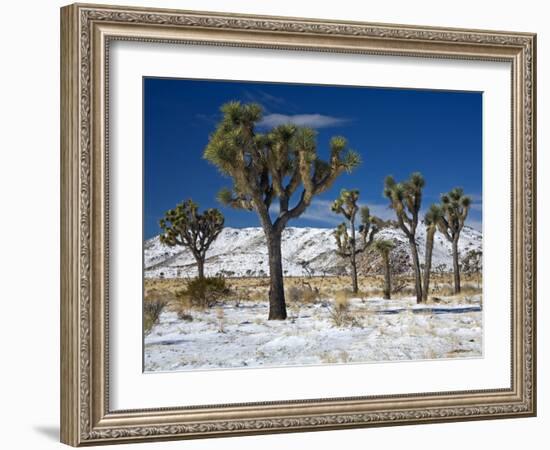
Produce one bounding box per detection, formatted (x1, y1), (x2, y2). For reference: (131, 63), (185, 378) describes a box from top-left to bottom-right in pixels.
(332, 189), (380, 293)
(422, 204), (443, 301)
(159, 199), (224, 279)
(438, 187), (471, 294)
(373, 239), (395, 299)
(384, 172), (425, 303)
(204, 102), (360, 320)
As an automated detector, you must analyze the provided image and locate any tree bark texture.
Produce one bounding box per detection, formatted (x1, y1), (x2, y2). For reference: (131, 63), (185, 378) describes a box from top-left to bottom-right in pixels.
(452, 238), (461, 294)
(409, 238), (423, 303)
(422, 229), (435, 301)
(196, 257), (205, 279)
(382, 254), (391, 300)
(266, 230), (287, 320)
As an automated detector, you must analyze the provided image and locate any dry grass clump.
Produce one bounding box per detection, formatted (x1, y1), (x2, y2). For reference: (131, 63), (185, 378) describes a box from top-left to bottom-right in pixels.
(328, 290), (357, 327)
(320, 350), (351, 364)
(428, 282), (482, 299)
(144, 279), (186, 298)
(286, 284), (319, 318)
(231, 287), (263, 304)
(143, 297), (167, 334)
(460, 283), (481, 295)
(216, 307), (225, 333)
(434, 284), (455, 297)
(287, 284), (318, 305)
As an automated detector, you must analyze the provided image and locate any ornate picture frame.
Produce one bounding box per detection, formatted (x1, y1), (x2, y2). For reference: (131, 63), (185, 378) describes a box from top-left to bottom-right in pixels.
(60, 3), (536, 446)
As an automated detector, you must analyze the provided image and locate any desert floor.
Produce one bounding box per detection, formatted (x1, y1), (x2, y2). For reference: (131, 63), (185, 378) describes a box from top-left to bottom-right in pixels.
(144, 276), (482, 372)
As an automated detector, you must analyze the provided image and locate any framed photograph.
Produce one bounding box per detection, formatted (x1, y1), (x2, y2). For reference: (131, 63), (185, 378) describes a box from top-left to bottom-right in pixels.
(60, 3), (536, 446)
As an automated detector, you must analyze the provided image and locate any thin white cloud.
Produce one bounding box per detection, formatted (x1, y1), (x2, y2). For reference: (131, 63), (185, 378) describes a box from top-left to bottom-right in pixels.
(270, 199), (340, 226)
(468, 193), (483, 202)
(270, 199), (392, 227)
(269, 198), (483, 233)
(300, 199), (341, 225)
(258, 113), (351, 129)
(243, 89), (287, 108)
(361, 203), (395, 222)
(465, 193), (482, 213)
(470, 202), (482, 212)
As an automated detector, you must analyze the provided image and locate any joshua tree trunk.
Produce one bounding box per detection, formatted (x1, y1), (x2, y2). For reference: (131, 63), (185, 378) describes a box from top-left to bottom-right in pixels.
(422, 229), (435, 301)
(409, 238), (423, 303)
(382, 254), (391, 300)
(195, 257), (205, 279)
(350, 257), (358, 294)
(452, 237), (461, 294)
(349, 216), (359, 294)
(266, 230), (287, 320)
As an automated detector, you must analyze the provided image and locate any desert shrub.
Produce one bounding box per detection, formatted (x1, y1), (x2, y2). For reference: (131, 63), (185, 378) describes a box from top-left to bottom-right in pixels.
(143, 298), (167, 334)
(287, 284), (318, 305)
(302, 286), (318, 303)
(460, 283), (481, 295)
(435, 284), (455, 297)
(391, 276), (408, 296)
(176, 276), (229, 309)
(286, 286), (298, 302)
(328, 290), (354, 327)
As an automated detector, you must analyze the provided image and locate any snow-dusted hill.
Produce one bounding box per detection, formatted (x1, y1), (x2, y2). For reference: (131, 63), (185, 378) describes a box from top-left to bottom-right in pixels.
(144, 225), (482, 278)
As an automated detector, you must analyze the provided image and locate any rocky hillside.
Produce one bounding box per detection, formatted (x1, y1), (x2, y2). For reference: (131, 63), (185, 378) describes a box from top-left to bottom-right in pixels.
(144, 224), (482, 278)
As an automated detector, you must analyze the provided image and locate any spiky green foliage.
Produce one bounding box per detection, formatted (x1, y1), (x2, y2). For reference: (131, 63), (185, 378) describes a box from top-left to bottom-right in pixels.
(204, 102), (361, 232)
(373, 239), (395, 257)
(438, 187), (471, 240)
(384, 172), (425, 303)
(425, 204), (443, 228)
(383, 172), (425, 237)
(159, 199), (224, 278)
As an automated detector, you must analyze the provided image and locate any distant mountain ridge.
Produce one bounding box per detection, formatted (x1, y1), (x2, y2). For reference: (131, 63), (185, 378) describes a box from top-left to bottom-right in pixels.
(144, 225), (482, 279)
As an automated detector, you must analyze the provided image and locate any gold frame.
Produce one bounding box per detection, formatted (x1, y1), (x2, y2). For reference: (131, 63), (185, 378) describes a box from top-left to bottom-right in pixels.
(60, 3), (537, 446)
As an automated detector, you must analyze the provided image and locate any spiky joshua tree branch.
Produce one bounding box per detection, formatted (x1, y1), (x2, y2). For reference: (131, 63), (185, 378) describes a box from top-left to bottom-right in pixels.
(332, 189), (379, 293)
(159, 199), (224, 279)
(203, 102), (360, 319)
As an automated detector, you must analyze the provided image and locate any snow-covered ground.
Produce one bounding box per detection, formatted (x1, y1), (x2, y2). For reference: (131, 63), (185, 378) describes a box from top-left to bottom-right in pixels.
(144, 295), (482, 372)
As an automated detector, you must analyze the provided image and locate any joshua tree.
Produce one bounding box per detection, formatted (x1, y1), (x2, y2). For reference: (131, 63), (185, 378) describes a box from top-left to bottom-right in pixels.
(373, 239), (395, 299)
(159, 199), (224, 279)
(422, 204), (443, 301)
(462, 249), (483, 289)
(438, 187), (471, 294)
(384, 172), (425, 303)
(332, 189), (380, 293)
(203, 102), (360, 320)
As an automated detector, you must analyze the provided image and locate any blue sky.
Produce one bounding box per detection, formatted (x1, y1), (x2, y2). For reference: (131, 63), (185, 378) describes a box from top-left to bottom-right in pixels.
(144, 78), (482, 239)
